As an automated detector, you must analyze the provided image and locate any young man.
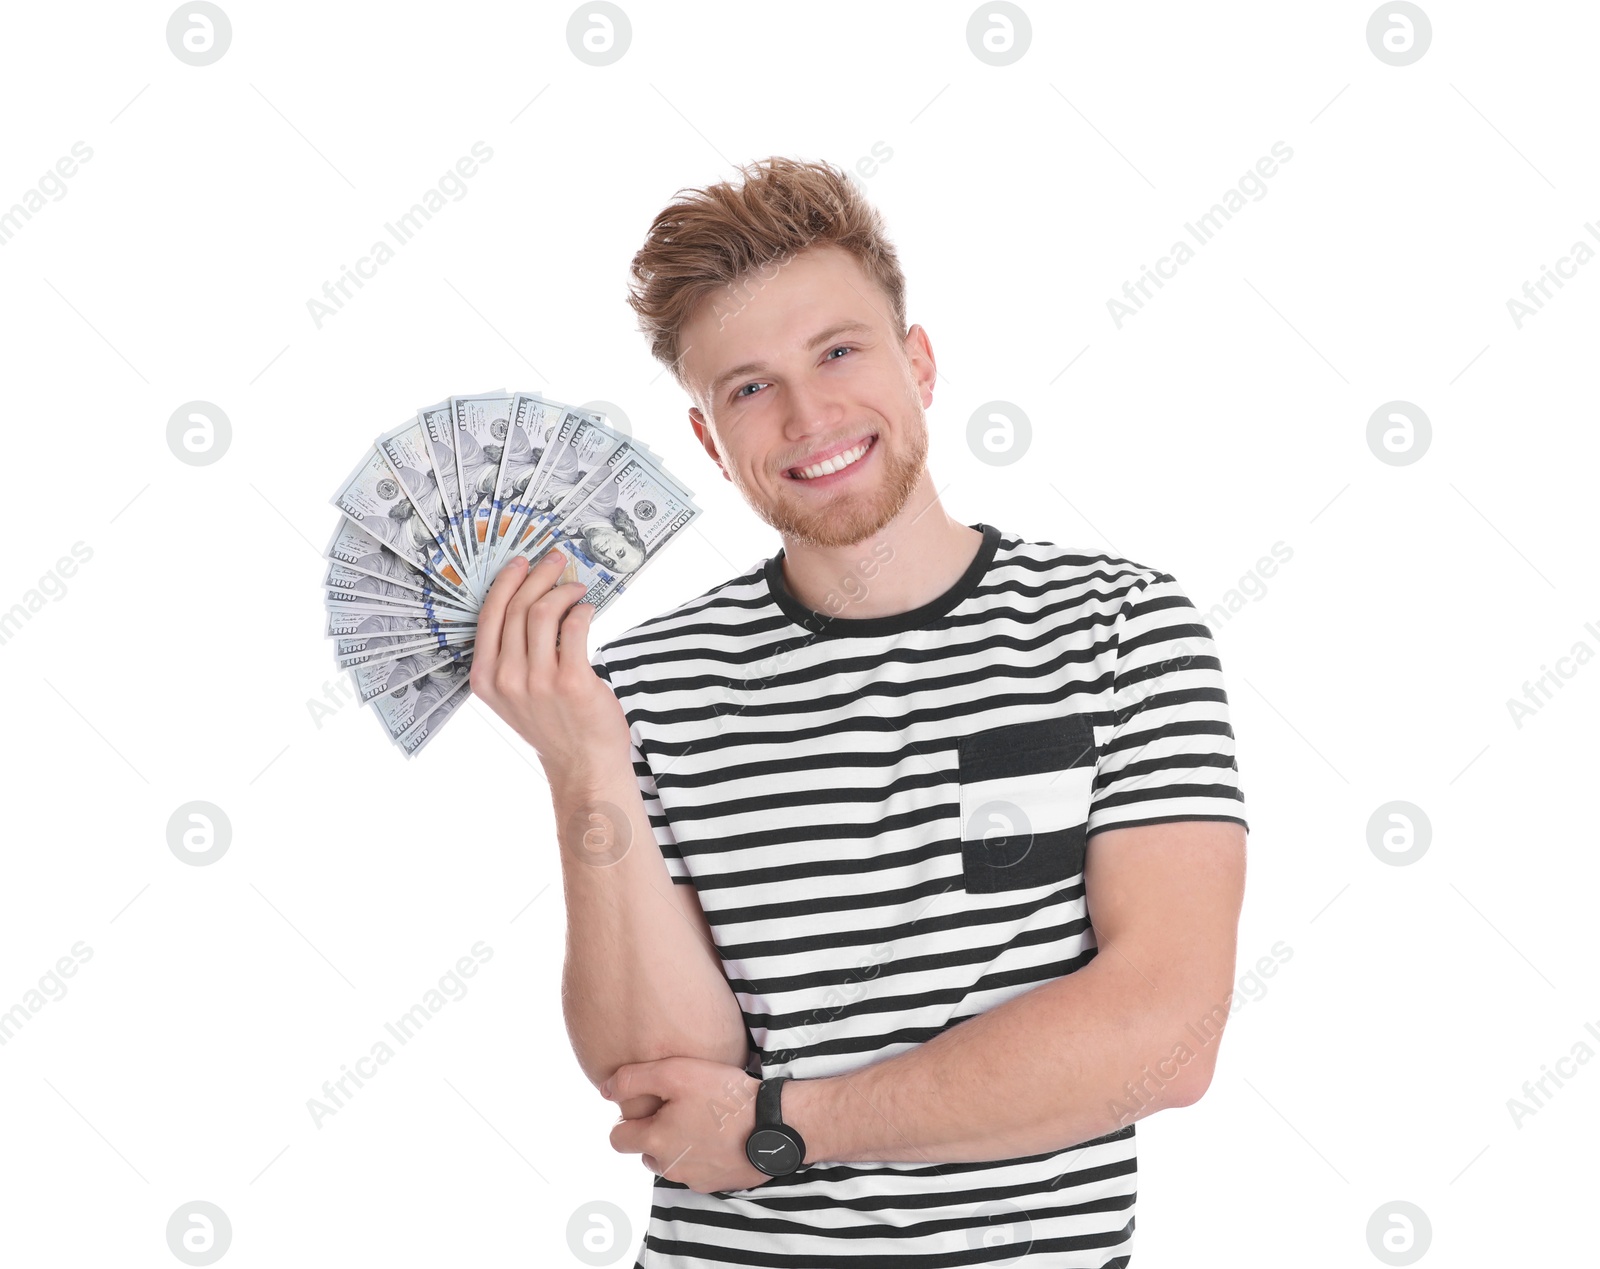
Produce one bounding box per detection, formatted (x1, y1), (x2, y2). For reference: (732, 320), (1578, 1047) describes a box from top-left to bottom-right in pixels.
(471, 157), (1249, 1267)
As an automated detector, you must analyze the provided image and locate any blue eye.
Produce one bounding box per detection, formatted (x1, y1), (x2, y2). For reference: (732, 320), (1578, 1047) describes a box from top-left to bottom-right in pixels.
(732, 348), (854, 402)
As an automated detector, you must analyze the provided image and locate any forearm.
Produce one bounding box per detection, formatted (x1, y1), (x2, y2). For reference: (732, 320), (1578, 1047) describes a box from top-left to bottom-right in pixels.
(554, 769), (748, 1092)
(785, 952), (1221, 1164)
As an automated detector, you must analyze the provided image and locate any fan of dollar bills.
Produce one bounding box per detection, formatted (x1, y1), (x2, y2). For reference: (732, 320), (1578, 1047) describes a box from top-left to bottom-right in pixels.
(324, 390), (701, 757)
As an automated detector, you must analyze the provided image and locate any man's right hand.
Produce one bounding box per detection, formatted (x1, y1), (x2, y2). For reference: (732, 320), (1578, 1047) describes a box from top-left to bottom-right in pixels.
(469, 550), (632, 790)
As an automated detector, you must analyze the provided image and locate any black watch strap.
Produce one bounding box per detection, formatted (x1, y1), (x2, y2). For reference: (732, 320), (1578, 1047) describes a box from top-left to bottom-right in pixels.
(756, 1075), (791, 1128)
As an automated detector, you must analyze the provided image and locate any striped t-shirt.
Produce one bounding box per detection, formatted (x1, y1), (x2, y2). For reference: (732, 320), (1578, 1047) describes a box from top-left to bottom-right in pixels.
(592, 521), (1249, 1268)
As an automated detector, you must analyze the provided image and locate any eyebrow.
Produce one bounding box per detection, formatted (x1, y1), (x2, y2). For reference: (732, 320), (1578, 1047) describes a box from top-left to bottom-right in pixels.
(707, 319), (876, 401)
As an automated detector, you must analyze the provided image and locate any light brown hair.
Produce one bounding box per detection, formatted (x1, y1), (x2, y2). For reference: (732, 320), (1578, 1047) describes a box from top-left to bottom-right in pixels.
(625, 156), (908, 400)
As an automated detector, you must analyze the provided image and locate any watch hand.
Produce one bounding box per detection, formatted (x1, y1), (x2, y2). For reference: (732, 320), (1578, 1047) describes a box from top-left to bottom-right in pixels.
(757, 1146), (788, 1154)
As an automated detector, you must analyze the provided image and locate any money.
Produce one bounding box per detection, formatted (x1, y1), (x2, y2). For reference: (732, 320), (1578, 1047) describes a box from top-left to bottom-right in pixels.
(396, 676), (472, 756)
(486, 393), (561, 562)
(331, 447), (472, 602)
(509, 446), (698, 615)
(324, 518), (437, 597)
(370, 659), (473, 744)
(335, 635), (471, 668)
(451, 391), (517, 585)
(325, 389), (703, 756)
(375, 417), (472, 596)
(493, 414), (626, 572)
(417, 400), (474, 588)
(351, 642), (476, 704)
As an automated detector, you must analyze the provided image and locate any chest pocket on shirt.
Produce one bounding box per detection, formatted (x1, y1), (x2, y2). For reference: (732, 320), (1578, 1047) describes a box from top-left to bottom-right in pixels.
(957, 714), (1097, 893)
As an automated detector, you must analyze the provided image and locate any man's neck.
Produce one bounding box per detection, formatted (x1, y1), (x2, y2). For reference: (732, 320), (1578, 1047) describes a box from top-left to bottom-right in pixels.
(778, 490), (984, 621)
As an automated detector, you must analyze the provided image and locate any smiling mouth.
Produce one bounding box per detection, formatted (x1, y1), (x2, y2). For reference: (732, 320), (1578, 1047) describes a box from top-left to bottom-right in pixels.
(787, 435), (878, 480)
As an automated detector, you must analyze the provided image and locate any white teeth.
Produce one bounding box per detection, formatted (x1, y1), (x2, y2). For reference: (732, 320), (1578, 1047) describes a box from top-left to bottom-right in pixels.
(792, 438), (871, 480)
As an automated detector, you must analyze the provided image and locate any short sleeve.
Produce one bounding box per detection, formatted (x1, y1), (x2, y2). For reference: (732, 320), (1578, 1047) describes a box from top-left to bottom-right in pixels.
(1086, 572), (1249, 838)
(593, 651), (694, 883)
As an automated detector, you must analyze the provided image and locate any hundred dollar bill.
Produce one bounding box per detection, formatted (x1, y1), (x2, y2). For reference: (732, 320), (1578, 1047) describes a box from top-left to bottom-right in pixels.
(321, 561), (475, 609)
(331, 447), (473, 602)
(551, 398), (685, 493)
(326, 606), (471, 634)
(488, 397), (586, 572)
(511, 449), (700, 613)
(329, 609), (474, 642)
(328, 609), (475, 642)
(323, 560), (457, 607)
(376, 417), (473, 594)
(332, 640), (467, 668)
(322, 585), (478, 623)
(416, 400), (475, 594)
(323, 588), (473, 617)
(370, 660), (472, 745)
(350, 643), (474, 704)
(485, 393), (554, 564)
(334, 625), (474, 665)
(324, 518), (436, 597)
(571, 447), (695, 555)
(525, 414), (630, 519)
(451, 391), (516, 586)
(570, 401), (671, 471)
(396, 675), (472, 757)
(495, 415), (627, 570)
(325, 606), (473, 640)
(510, 436), (656, 567)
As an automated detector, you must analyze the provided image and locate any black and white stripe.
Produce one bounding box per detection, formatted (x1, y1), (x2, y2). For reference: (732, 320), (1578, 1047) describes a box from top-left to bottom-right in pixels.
(593, 522), (1248, 1267)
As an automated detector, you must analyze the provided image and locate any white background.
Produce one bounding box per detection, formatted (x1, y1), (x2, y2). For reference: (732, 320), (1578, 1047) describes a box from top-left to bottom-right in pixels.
(1, 1), (1595, 1265)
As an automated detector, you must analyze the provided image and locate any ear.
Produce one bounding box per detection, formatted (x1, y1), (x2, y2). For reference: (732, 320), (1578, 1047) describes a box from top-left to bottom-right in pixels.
(688, 407), (733, 483)
(903, 323), (936, 408)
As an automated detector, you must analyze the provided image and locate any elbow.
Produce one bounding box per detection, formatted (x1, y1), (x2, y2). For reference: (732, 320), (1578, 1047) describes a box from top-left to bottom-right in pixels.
(1165, 985), (1231, 1106)
(1174, 1063), (1215, 1107)
(1169, 1036), (1220, 1107)
(1151, 1006), (1222, 1109)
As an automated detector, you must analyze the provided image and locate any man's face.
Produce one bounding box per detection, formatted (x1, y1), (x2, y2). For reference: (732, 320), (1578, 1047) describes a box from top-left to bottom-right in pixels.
(681, 244), (935, 550)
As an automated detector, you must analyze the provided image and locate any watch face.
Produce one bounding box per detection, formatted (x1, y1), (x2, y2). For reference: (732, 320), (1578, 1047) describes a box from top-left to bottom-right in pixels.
(745, 1127), (800, 1176)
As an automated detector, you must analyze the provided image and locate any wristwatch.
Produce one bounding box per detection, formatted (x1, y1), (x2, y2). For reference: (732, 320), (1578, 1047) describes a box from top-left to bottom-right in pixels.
(744, 1076), (807, 1177)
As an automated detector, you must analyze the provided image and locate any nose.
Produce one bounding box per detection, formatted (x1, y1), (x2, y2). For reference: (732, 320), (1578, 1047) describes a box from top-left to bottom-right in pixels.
(779, 375), (847, 447)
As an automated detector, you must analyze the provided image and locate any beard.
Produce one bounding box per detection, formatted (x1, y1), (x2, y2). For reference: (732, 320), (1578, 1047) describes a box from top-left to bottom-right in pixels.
(736, 409), (930, 550)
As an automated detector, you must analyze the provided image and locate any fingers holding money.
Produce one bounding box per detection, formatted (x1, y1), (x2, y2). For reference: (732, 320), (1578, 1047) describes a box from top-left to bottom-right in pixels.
(521, 550), (589, 679)
(554, 593), (596, 668)
(471, 555), (531, 701)
(477, 551), (569, 692)
(470, 548), (585, 731)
